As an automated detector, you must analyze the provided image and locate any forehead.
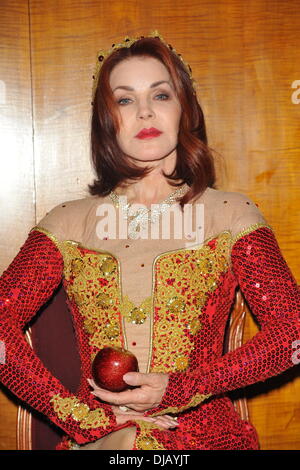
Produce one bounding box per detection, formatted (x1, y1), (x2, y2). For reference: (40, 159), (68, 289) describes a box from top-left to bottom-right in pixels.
(109, 56), (171, 88)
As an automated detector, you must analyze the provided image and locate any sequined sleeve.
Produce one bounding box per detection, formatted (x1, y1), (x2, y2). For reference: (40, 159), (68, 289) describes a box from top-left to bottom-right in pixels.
(146, 226), (300, 416)
(0, 229), (117, 444)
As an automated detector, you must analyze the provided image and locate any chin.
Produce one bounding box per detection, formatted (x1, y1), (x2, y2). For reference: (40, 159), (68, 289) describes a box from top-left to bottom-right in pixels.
(128, 148), (176, 163)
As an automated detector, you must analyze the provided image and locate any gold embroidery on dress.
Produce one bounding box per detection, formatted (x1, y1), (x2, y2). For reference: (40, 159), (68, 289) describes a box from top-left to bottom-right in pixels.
(134, 421), (166, 450)
(149, 393), (212, 417)
(59, 241), (123, 355)
(149, 232), (232, 374)
(119, 294), (152, 324)
(50, 394), (110, 429)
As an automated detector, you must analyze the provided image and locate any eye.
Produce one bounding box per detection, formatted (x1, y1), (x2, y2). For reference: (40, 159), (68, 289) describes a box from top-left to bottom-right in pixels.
(117, 97), (133, 105)
(155, 93), (170, 101)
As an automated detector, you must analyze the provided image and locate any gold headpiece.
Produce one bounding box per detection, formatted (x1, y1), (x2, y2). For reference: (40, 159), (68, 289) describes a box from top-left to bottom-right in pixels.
(92, 30), (195, 99)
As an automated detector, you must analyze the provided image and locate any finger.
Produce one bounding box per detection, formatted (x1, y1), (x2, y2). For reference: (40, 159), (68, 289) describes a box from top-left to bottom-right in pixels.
(118, 412), (156, 422)
(113, 406), (147, 418)
(89, 383), (147, 408)
(87, 378), (126, 396)
(152, 420), (172, 430)
(153, 415), (179, 428)
(87, 378), (105, 391)
(91, 389), (141, 406)
(122, 403), (155, 412)
(87, 378), (115, 393)
(87, 378), (96, 388)
(154, 416), (176, 425)
(123, 372), (154, 387)
(127, 414), (157, 423)
(112, 407), (158, 426)
(153, 417), (179, 429)
(163, 414), (179, 423)
(163, 419), (179, 428)
(137, 416), (159, 424)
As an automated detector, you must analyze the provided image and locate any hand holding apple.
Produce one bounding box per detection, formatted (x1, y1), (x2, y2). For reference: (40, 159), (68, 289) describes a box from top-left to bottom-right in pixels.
(87, 370), (169, 413)
(92, 347), (139, 392)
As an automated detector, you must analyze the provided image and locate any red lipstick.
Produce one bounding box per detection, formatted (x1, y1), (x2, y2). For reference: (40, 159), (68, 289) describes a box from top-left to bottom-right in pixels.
(135, 128), (162, 139)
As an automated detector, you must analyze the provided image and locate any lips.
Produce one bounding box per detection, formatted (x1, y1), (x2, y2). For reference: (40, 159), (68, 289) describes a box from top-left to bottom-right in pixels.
(135, 128), (162, 139)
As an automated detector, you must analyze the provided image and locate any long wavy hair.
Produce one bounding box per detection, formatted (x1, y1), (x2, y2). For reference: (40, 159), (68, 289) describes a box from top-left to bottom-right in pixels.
(89, 36), (217, 208)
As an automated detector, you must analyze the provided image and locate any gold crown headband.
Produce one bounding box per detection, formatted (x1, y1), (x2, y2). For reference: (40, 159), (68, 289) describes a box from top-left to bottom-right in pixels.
(92, 30), (195, 99)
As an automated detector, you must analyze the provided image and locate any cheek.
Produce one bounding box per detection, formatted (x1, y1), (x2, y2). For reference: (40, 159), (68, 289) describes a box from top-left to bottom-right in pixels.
(116, 126), (133, 151)
(175, 106), (182, 128)
(116, 113), (130, 138)
(165, 105), (181, 132)
(118, 108), (135, 133)
(168, 113), (181, 136)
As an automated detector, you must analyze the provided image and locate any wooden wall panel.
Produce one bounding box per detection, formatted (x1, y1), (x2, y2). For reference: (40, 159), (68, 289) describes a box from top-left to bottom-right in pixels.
(0, 0), (299, 450)
(0, 0), (34, 450)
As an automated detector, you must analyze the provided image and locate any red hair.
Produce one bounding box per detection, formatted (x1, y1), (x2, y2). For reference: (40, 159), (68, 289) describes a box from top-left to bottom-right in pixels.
(89, 36), (216, 208)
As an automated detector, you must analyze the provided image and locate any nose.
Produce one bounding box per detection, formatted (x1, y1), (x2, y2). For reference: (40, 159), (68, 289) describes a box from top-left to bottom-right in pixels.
(137, 100), (155, 120)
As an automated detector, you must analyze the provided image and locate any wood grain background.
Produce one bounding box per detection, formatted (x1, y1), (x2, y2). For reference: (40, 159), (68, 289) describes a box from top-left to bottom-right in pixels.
(0, 0), (299, 449)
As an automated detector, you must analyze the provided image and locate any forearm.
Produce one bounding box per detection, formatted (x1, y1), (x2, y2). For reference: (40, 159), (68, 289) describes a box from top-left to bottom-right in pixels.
(0, 314), (118, 443)
(149, 317), (299, 416)
(0, 229), (117, 443)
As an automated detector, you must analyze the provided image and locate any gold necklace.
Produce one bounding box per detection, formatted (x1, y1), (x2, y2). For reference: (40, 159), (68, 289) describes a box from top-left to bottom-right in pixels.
(109, 183), (189, 239)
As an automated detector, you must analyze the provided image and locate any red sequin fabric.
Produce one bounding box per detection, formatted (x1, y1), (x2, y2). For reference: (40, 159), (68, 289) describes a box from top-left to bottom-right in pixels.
(0, 230), (117, 445)
(0, 225), (299, 450)
(142, 226), (300, 449)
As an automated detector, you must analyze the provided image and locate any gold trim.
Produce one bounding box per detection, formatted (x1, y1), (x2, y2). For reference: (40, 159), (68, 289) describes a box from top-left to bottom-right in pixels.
(50, 394), (110, 430)
(117, 256), (128, 350)
(32, 224), (274, 276)
(150, 392), (212, 417)
(16, 328), (33, 450)
(146, 254), (157, 374)
(33, 226), (232, 265)
(134, 421), (166, 450)
(232, 223), (274, 244)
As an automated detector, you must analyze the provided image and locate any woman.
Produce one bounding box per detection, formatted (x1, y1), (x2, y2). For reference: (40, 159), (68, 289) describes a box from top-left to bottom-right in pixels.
(0, 33), (299, 451)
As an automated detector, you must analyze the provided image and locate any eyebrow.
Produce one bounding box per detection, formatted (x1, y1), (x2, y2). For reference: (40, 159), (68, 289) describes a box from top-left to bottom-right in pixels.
(112, 80), (172, 93)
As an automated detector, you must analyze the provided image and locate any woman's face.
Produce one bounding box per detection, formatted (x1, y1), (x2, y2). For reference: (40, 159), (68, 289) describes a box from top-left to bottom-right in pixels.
(109, 56), (182, 164)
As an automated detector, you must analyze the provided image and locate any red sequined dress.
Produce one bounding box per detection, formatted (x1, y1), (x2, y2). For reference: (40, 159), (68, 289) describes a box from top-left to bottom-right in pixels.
(0, 187), (299, 450)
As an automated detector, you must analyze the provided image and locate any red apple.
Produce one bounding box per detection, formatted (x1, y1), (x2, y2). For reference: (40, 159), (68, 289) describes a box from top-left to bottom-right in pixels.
(92, 346), (139, 392)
